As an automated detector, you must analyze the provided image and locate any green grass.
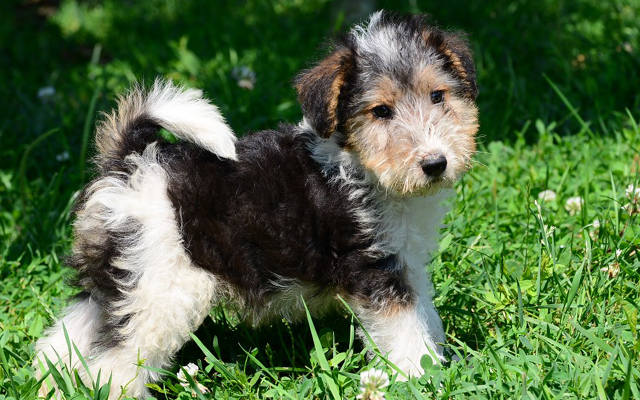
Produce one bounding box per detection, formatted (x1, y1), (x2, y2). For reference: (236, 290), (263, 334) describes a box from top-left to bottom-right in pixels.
(1, 0), (640, 399)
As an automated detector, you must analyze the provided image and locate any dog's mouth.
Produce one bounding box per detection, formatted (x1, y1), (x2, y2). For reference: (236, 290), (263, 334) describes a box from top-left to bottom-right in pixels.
(422, 177), (453, 194)
(361, 153), (460, 197)
(391, 175), (453, 198)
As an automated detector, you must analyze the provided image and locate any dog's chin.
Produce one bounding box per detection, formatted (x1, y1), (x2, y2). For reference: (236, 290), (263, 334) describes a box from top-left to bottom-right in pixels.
(415, 180), (452, 197)
(389, 177), (454, 198)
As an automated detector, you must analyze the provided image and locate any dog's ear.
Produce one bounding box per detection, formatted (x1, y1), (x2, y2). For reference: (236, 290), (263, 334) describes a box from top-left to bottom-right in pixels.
(427, 31), (478, 100)
(295, 47), (355, 137)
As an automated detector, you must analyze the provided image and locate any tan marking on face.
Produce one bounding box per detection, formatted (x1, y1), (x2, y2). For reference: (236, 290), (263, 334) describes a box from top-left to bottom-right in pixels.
(367, 76), (401, 109)
(344, 64), (479, 195)
(446, 96), (479, 153)
(415, 65), (479, 146)
(346, 112), (419, 193)
(413, 65), (450, 95)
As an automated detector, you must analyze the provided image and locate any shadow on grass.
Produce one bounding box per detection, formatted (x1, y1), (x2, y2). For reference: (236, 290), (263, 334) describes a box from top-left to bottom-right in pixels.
(175, 309), (359, 379)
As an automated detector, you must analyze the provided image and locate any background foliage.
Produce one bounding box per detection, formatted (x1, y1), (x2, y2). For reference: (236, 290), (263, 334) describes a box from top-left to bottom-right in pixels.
(1, 0), (639, 399)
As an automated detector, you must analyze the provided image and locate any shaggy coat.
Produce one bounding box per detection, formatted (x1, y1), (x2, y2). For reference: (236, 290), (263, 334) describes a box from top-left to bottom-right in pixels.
(35, 11), (479, 399)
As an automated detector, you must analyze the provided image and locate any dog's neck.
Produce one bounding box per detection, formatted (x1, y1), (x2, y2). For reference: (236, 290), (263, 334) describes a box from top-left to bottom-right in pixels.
(298, 119), (453, 263)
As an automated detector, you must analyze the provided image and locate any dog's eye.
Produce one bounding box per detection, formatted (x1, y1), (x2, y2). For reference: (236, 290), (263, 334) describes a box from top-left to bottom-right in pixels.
(372, 105), (393, 119)
(431, 90), (445, 104)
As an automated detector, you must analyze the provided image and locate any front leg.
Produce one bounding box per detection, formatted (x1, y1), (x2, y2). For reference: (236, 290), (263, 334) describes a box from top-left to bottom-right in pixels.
(348, 264), (445, 377)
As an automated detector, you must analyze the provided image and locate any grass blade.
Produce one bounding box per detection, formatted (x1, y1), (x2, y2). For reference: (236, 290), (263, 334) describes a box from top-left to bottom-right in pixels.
(302, 297), (341, 400)
(570, 320), (615, 353)
(544, 74), (594, 137)
(190, 333), (236, 381)
(562, 263), (584, 316)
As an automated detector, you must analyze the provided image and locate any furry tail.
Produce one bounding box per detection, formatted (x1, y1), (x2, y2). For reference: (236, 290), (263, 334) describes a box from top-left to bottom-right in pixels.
(95, 79), (237, 166)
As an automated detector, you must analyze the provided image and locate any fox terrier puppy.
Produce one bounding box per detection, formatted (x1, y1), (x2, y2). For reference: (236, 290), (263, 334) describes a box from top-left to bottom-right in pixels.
(35, 11), (478, 399)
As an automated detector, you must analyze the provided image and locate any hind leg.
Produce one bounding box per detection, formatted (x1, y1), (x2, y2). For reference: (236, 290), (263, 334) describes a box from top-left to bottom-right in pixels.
(77, 150), (223, 398)
(37, 148), (224, 398)
(37, 221), (221, 399)
(84, 264), (220, 398)
(36, 265), (219, 399)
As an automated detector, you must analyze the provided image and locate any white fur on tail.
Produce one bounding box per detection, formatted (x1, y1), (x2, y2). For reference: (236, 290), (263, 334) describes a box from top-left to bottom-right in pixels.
(97, 78), (237, 161)
(145, 80), (237, 159)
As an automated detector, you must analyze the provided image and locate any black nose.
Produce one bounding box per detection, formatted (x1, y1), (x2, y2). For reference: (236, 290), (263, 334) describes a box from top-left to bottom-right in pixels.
(420, 155), (447, 177)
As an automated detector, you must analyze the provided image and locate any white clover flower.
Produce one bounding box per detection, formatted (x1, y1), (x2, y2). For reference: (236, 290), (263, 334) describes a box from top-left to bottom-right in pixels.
(176, 362), (210, 395)
(626, 184), (640, 204)
(177, 362), (199, 384)
(592, 219), (600, 229)
(564, 196), (583, 215)
(37, 86), (56, 101)
(616, 249), (623, 258)
(357, 369), (389, 400)
(621, 184), (640, 215)
(538, 190), (557, 202)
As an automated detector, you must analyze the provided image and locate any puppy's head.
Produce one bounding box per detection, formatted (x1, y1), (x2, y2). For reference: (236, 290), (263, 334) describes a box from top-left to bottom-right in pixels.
(296, 11), (479, 195)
